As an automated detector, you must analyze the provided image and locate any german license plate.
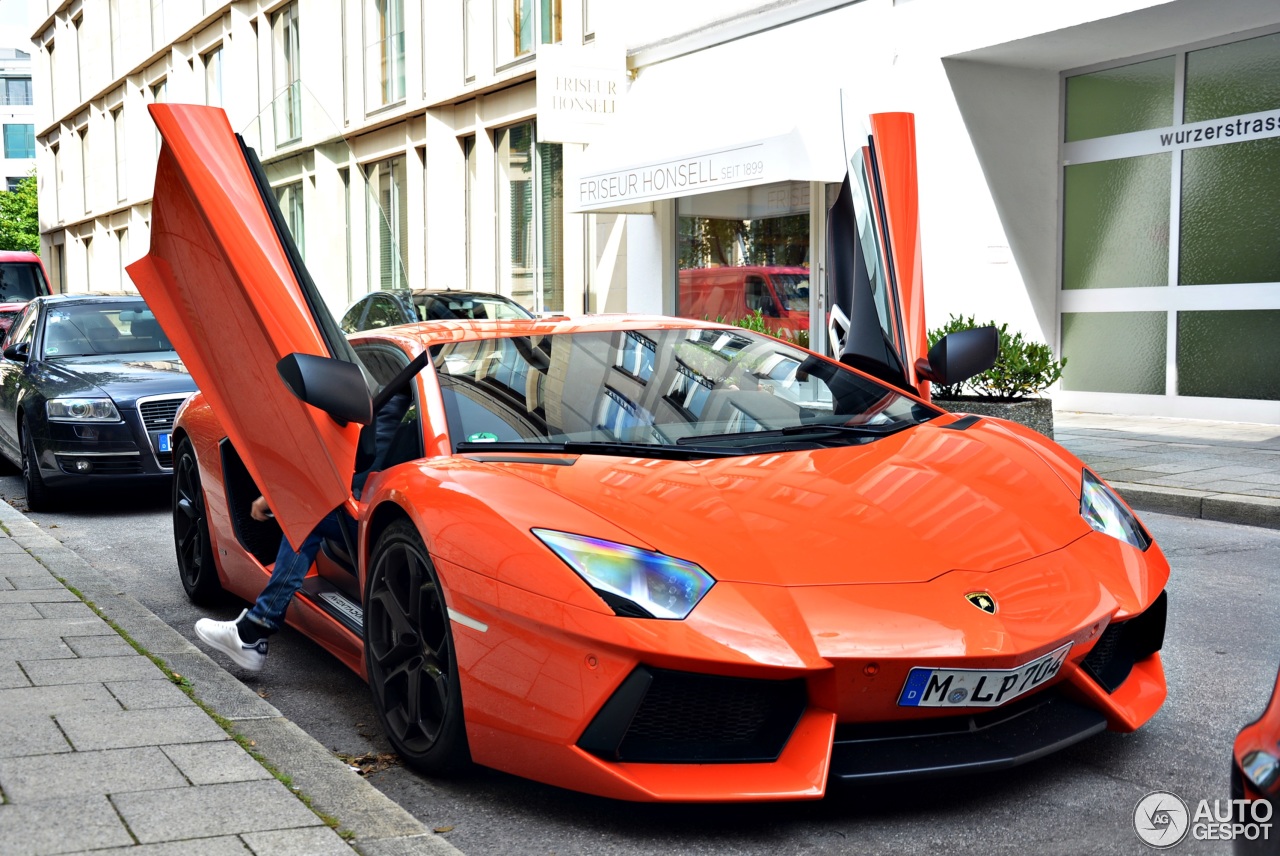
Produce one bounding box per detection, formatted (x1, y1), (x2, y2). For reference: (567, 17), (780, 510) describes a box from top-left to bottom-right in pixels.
(158, 433), (171, 453)
(897, 643), (1072, 708)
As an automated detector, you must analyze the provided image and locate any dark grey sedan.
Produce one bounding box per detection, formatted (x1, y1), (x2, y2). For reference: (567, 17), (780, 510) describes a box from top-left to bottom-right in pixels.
(338, 288), (534, 333)
(0, 293), (197, 510)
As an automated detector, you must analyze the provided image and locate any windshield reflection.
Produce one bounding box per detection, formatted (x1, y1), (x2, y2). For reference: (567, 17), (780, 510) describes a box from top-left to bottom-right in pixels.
(435, 327), (938, 455)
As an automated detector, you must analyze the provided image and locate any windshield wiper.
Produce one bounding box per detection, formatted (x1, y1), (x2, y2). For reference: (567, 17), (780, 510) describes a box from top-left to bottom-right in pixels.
(675, 421), (916, 445)
(455, 439), (741, 460)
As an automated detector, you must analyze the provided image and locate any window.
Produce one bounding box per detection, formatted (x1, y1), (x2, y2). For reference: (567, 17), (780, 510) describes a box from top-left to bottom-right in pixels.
(79, 126), (89, 214)
(368, 0), (405, 108)
(72, 15), (83, 103)
(3, 124), (34, 159)
(1, 77), (32, 106)
(112, 107), (126, 202)
(274, 181), (305, 258)
(463, 0), (483, 81)
(366, 157), (407, 290)
(115, 227), (129, 285)
(109, 0), (121, 75)
(498, 0), (561, 66)
(463, 135), (475, 288)
(5, 177), (21, 192)
(363, 294), (403, 328)
(203, 46), (223, 108)
(149, 79), (166, 158)
(272, 2), (301, 143)
(151, 0), (165, 51)
(496, 121), (563, 313)
(83, 235), (93, 290)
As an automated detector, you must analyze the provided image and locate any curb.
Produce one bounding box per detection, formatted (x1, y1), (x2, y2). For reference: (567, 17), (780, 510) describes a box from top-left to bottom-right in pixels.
(0, 498), (462, 856)
(1110, 481), (1280, 530)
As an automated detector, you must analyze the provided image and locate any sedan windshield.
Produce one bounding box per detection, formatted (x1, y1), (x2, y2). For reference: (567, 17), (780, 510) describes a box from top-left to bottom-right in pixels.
(42, 302), (172, 358)
(436, 327), (938, 457)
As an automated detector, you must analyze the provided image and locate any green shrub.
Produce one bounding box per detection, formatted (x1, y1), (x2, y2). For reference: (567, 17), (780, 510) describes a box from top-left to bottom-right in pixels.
(927, 314), (1066, 400)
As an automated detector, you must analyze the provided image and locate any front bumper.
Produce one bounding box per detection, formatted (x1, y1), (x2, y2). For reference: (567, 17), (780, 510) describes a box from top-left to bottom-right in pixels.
(33, 395), (186, 486)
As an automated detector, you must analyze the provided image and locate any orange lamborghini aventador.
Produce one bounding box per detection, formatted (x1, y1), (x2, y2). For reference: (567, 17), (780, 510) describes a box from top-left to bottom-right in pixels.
(127, 104), (1169, 802)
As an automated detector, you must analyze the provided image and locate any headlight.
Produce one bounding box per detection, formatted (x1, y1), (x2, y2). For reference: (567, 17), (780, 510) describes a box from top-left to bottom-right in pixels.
(47, 398), (121, 423)
(1080, 469), (1150, 550)
(533, 529), (715, 619)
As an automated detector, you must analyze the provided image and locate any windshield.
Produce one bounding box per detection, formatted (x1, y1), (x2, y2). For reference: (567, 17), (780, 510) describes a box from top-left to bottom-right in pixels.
(771, 273), (810, 313)
(43, 302), (173, 358)
(435, 326), (937, 457)
(417, 294), (533, 322)
(0, 262), (48, 302)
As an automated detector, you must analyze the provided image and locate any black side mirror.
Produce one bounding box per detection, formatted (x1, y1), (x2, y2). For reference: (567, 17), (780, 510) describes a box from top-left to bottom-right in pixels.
(3, 342), (29, 363)
(916, 326), (999, 387)
(276, 353), (373, 426)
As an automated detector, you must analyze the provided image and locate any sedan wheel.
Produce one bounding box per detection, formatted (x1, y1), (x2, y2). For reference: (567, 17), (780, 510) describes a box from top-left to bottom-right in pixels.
(21, 425), (55, 512)
(173, 437), (222, 604)
(364, 519), (469, 774)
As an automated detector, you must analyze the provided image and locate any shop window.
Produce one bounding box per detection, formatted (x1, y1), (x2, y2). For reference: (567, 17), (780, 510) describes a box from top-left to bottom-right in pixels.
(497, 0), (561, 67)
(3, 124), (34, 159)
(273, 2), (301, 144)
(367, 0), (405, 108)
(1064, 56), (1174, 143)
(676, 180), (811, 337)
(496, 121), (563, 313)
(1180, 137), (1280, 285)
(1184, 31), (1280, 124)
(1178, 310), (1280, 399)
(366, 156), (408, 291)
(1061, 312), (1166, 395)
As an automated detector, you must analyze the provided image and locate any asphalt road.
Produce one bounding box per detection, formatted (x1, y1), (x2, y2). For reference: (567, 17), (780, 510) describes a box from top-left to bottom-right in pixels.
(1, 464), (1274, 855)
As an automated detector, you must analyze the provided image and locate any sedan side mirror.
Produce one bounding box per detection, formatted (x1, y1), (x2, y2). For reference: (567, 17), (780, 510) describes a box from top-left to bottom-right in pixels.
(3, 342), (29, 363)
(915, 326), (999, 388)
(276, 353), (373, 427)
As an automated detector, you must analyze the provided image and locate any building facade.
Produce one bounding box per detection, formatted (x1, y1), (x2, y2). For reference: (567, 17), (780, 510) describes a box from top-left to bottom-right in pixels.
(28, 0), (1280, 423)
(0, 45), (35, 192)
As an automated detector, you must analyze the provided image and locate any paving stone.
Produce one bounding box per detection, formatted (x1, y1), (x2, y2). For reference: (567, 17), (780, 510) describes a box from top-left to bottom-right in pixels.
(0, 575), (12, 589)
(161, 742), (274, 785)
(106, 678), (193, 710)
(241, 827), (353, 855)
(0, 794), (134, 855)
(58, 705), (229, 751)
(4, 567), (60, 586)
(0, 588), (78, 604)
(56, 706), (227, 752)
(64, 634), (137, 658)
(112, 780), (323, 843)
(0, 602), (42, 620)
(0, 683), (120, 718)
(68, 838), (254, 856)
(0, 746), (188, 801)
(33, 601), (98, 621)
(21, 654), (161, 686)
(0, 657), (29, 688)
(0, 538), (27, 553)
(0, 616), (115, 640)
(0, 711), (72, 758)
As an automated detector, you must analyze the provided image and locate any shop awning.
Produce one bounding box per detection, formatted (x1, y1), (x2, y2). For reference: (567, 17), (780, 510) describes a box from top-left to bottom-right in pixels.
(569, 69), (850, 213)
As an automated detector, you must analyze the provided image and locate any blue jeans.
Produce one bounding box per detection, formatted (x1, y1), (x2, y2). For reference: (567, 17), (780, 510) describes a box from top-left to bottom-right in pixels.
(244, 511), (346, 632)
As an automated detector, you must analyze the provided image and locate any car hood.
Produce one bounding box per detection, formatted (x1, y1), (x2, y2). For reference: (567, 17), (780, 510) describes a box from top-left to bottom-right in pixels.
(39, 354), (196, 407)
(472, 417), (1090, 586)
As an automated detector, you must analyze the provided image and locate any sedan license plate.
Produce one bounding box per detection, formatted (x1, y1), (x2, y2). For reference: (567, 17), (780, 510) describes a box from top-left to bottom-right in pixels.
(897, 643), (1072, 708)
(158, 433), (172, 453)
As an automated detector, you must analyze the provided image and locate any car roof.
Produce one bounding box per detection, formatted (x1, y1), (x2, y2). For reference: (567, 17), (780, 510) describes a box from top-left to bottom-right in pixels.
(348, 313), (737, 349)
(35, 292), (148, 305)
(0, 251), (42, 263)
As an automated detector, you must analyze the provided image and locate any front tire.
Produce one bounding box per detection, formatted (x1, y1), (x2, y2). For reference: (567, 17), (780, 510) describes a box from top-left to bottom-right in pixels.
(364, 518), (469, 775)
(21, 423), (55, 512)
(173, 437), (222, 604)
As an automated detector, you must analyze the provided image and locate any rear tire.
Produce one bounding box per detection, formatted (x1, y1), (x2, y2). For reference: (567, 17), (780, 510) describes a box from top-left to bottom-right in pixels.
(173, 437), (223, 604)
(21, 424), (55, 512)
(364, 518), (470, 775)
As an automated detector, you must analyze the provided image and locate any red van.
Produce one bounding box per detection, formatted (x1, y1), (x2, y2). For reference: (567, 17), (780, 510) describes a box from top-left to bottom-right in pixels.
(676, 265), (810, 334)
(0, 251), (52, 338)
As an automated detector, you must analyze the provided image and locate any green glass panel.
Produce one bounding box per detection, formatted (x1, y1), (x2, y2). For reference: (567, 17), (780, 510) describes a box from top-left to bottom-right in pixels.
(1179, 137), (1280, 285)
(1185, 32), (1280, 123)
(1063, 154), (1170, 289)
(1178, 310), (1280, 400)
(1065, 56), (1175, 142)
(1061, 312), (1166, 394)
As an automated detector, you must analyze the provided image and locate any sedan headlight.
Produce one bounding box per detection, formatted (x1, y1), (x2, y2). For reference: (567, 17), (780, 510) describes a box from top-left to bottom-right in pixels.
(47, 397), (121, 423)
(533, 529), (715, 619)
(1080, 469), (1150, 550)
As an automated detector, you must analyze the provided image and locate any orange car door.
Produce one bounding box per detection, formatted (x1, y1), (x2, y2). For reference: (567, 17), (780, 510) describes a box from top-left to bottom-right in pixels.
(127, 104), (364, 548)
(827, 112), (929, 395)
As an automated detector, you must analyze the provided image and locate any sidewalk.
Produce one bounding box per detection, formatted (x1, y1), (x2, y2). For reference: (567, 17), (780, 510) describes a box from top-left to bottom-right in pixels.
(0, 499), (459, 856)
(1056, 411), (1280, 529)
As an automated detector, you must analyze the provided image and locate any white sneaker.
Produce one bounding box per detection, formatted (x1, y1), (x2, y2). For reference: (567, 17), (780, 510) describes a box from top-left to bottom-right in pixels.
(195, 609), (268, 671)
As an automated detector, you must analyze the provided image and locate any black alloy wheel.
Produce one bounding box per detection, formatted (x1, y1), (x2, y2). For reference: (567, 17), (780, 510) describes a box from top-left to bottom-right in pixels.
(364, 518), (469, 774)
(173, 437), (222, 603)
(20, 422), (54, 512)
